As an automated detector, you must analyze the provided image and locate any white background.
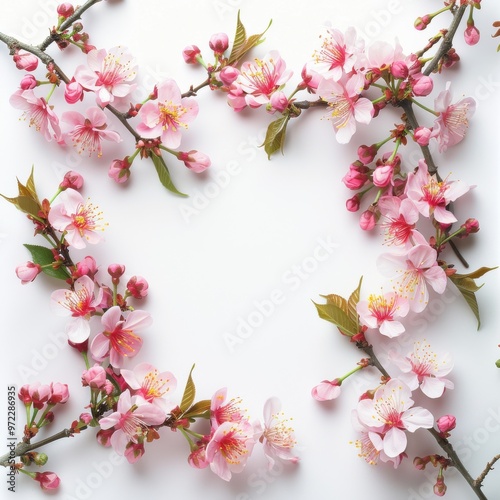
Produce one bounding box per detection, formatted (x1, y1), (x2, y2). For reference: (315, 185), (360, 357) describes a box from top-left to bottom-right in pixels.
(0, 1), (499, 499)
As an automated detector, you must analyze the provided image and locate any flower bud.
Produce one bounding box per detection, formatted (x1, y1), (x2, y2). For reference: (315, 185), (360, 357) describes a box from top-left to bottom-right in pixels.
(178, 150), (211, 173)
(60, 171), (84, 190)
(346, 194), (361, 212)
(68, 338), (89, 353)
(13, 50), (38, 71)
(390, 61), (408, 79)
(269, 91), (289, 113)
(182, 45), (201, 64)
(209, 33), (229, 54)
(16, 262), (42, 284)
(433, 476), (447, 497)
(412, 75), (433, 96)
(459, 218), (479, 237)
(436, 414), (456, 436)
(414, 15), (431, 31)
(18, 385), (32, 406)
(20, 74), (38, 90)
(48, 382), (69, 405)
(126, 276), (149, 299)
(108, 263), (125, 283)
(413, 126), (432, 146)
(359, 208), (377, 231)
(357, 144), (377, 165)
(34, 471), (60, 491)
(311, 379), (341, 401)
(33, 453), (49, 466)
(75, 256), (98, 279)
(299, 64), (321, 92)
(108, 158), (131, 184)
(219, 66), (239, 86)
(57, 3), (75, 18)
(82, 365), (107, 389)
(464, 23), (480, 46)
(372, 164), (393, 188)
(64, 79), (84, 104)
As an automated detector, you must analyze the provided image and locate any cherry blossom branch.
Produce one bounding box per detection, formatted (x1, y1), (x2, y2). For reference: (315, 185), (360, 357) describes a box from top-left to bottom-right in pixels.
(475, 454), (500, 489)
(0, 428), (74, 467)
(361, 342), (489, 499)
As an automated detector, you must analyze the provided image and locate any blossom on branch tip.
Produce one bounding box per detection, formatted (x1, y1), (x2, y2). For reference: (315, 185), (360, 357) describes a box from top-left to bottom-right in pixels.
(178, 150), (211, 173)
(62, 107), (121, 157)
(137, 79), (198, 149)
(16, 261), (42, 284)
(10, 89), (62, 142)
(73, 46), (137, 109)
(311, 379), (341, 401)
(48, 188), (106, 249)
(13, 50), (38, 71)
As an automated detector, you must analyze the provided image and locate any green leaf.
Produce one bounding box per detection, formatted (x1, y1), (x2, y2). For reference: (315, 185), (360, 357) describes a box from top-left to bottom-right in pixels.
(179, 364), (196, 413)
(313, 301), (358, 337)
(262, 115), (290, 159)
(150, 153), (187, 197)
(228, 12), (272, 65)
(25, 166), (40, 203)
(454, 267), (497, 280)
(347, 276), (363, 328)
(453, 276), (483, 293)
(23, 244), (69, 281)
(182, 399), (211, 420)
(320, 293), (348, 313)
(456, 286), (481, 329)
(1, 167), (41, 217)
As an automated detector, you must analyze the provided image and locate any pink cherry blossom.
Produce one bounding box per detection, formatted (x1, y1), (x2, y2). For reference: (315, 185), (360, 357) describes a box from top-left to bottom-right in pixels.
(121, 362), (177, 413)
(62, 107), (121, 157)
(16, 261), (42, 284)
(82, 364), (107, 389)
(178, 150), (211, 173)
(99, 390), (166, 459)
(206, 420), (255, 481)
(49, 188), (106, 249)
(365, 40), (404, 75)
(29, 382), (52, 410)
(311, 379), (341, 401)
(357, 292), (409, 338)
(48, 382), (70, 405)
(50, 275), (103, 343)
(234, 51), (292, 109)
(64, 79), (84, 104)
(312, 27), (363, 81)
(73, 46), (137, 109)
(90, 306), (151, 367)
(356, 379), (434, 458)
(137, 79), (198, 149)
(126, 275), (148, 299)
(436, 414), (456, 436)
(377, 244), (447, 313)
(377, 196), (426, 248)
(405, 160), (470, 224)
(34, 471), (60, 491)
(10, 89), (62, 142)
(431, 82), (476, 152)
(317, 73), (373, 144)
(255, 397), (298, 468)
(389, 341), (454, 398)
(211, 387), (245, 428)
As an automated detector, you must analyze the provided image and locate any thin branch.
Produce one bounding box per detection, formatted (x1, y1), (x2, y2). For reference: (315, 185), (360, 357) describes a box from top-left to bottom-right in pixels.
(475, 454), (500, 488)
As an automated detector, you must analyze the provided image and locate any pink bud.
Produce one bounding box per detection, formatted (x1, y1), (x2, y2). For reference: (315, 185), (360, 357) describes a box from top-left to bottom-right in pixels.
(359, 209), (376, 231)
(34, 471), (60, 491)
(459, 218), (479, 237)
(57, 3), (75, 18)
(357, 144), (377, 165)
(414, 126), (432, 146)
(126, 276), (149, 299)
(464, 24), (480, 46)
(96, 428), (114, 447)
(108, 264), (125, 282)
(209, 33), (229, 54)
(68, 338), (89, 353)
(188, 445), (210, 469)
(13, 50), (38, 71)
(372, 164), (393, 188)
(219, 66), (239, 86)
(182, 45), (201, 64)
(412, 75), (433, 96)
(75, 256), (98, 279)
(64, 79), (84, 104)
(269, 91), (289, 113)
(414, 15), (431, 31)
(434, 476), (447, 497)
(20, 74), (38, 90)
(60, 171), (84, 190)
(437, 414), (456, 435)
(342, 163), (369, 190)
(124, 442), (145, 464)
(346, 195), (361, 212)
(299, 64), (321, 92)
(29, 383), (52, 410)
(16, 262), (42, 284)
(108, 158), (131, 184)
(48, 382), (69, 405)
(18, 385), (32, 406)
(178, 150), (211, 173)
(311, 379), (341, 401)
(79, 413), (92, 425)
(391, 61), (408, 79)
(81, 365), (107, 389)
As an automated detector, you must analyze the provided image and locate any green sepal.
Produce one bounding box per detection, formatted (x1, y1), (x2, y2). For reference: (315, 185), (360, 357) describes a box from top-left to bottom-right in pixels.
(313, 301), (358, 337)
(179, 364), (196, 413)
(150, 152), (187, 197)
(23, 244), (69, 281)
(262, 115), (290, 159)
(228, 11), (272, 65)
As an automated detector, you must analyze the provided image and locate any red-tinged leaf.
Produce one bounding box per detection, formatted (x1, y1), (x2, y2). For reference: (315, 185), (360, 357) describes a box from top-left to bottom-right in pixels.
(313, 301), (357, 337)
(347, 276), (363, 328)
(320, 293), (348, 313)
(182, 399), (211, 420)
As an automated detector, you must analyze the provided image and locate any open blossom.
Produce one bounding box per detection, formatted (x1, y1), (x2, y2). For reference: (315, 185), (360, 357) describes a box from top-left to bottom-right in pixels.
(389, 341), (454, 398)
(356, 379), (434, 458)
(211, 388), (245, 428)
(90, 306), (151, 367)
(10, 89), (62, 142)
(317, 73), (373, 144)
(121, 362), (177, 413)
(73, 46), (137, 109)
(405, 160), (470, 224)
(206, 420), (256, 481)
(312, 27), (363, 81)
(48, 188), (106, 249)
(255, 397), (298, 468)
(357, 292), (409, 338)
(62, 107), (121, 157)
(232, 50), (292, 109)
(377, 196), (426, 248)
(431, 82), (476, 152)
(99, 390), (166, 459)
(137, 79), (198, 149)
(51, 275), (103, 343)
(377, 244), (447, 313)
